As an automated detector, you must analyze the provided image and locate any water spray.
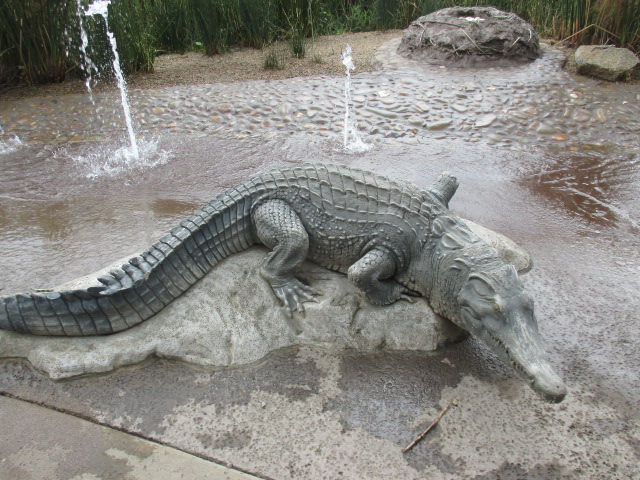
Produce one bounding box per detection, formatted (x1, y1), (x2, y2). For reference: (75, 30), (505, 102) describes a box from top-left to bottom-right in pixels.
(341, 45), (370, 154)
(83, 0), (140, 160)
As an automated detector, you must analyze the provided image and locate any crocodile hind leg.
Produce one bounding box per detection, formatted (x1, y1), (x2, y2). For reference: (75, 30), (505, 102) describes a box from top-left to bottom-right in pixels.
(348, 247), (420, 305)
(253, 199), (320, 316)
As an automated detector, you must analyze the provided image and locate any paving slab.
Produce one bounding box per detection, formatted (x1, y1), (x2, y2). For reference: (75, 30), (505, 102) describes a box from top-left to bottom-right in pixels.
(0, 395), (261, 480)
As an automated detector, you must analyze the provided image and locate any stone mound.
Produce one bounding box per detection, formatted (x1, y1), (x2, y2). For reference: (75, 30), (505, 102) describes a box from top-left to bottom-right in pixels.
(398, 7), (542, 67)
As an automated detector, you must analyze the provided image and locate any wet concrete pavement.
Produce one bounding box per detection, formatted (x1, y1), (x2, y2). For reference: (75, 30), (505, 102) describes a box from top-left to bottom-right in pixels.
(1, 40), (639, 479)
(0, 395), (259, 479)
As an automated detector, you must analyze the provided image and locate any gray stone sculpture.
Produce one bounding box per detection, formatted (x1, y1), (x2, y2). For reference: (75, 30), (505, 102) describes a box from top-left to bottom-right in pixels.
(398, 7), (542, 66)
(0, 164), (566, 402)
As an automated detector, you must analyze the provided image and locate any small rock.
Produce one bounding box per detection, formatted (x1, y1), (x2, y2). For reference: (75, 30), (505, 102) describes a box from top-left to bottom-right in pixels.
(415, 101), (430, 113)
(427, 119), (453, 130)
(217, 103), (233, 113)
(573, 109), (592, 123)
(385, 131), (406, 138)
(366, 108), (398, 119)
(277, 103), (292, 115)
(552, 134), (568, 141)
(536, 124), (556, 134)
(475, 114), (497, 127)
(451, 104), (468, 113)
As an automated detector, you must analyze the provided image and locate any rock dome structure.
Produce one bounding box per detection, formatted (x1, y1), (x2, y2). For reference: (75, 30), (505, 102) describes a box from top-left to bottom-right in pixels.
(398, 7), (542, 67)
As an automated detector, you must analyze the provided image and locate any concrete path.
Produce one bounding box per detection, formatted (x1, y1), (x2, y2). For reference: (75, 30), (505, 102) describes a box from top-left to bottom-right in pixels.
(0, 395), (261, 480)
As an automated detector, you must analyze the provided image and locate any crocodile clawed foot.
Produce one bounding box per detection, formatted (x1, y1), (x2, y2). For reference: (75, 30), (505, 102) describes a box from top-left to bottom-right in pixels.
(272, 278), (321, 318)
(400, 288), (421, 303)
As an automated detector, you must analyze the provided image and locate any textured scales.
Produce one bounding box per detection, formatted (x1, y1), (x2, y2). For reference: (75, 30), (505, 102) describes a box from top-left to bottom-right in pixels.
(0, 163), (566, 402)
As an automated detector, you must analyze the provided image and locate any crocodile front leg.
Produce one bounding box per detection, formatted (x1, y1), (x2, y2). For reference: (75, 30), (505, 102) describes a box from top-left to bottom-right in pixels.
(348, 247), (419, 305)
(253, 199), (320, 316)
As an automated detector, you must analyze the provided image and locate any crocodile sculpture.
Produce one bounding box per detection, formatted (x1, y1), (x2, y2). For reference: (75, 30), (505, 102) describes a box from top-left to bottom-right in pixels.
(0, 163), (566, 402)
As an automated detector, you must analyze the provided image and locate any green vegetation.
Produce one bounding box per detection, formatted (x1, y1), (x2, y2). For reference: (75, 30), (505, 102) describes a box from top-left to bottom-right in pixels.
(1, 0), (638, 86)
(0, 0), (74, 84)
(290, 30), (307, 58)
(263, 41), (288, 70)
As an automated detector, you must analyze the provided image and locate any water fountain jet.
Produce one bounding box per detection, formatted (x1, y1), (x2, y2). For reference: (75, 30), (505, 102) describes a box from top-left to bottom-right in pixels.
(75, 0), (98, 103)
(341, 45), (370, 154)
(83, 0), (139, 160)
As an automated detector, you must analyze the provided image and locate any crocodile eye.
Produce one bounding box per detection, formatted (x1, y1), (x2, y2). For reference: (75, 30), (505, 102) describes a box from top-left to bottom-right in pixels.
(467, 277), (495, 298)
(461, 306), (481, 324)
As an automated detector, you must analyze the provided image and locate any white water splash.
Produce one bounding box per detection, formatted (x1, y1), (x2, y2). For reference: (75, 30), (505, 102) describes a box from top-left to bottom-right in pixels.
(0, 129), (22, 155)
(85, 0), (140, 160)
(341, 45), (371, 154)
(71, 137), (171, 179)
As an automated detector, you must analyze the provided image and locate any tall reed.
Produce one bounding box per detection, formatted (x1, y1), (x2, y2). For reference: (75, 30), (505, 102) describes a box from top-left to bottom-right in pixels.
(0, 0), (74, 84)
(592, 0), (640, 52)
(2, 0), (639, 86)
(236, 0), (275, 49)
(108, 0), (156, 73)
(190, 0), (231, 55)
(148, 0), (195, 54)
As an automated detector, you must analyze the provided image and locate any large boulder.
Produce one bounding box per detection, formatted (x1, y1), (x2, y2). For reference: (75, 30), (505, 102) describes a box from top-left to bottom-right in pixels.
(398, 7), (541, 67)
(575, 45), (639, 81)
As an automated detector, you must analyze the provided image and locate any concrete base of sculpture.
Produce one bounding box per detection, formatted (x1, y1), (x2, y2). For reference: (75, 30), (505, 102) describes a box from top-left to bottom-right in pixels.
(0, 220), (530, 380)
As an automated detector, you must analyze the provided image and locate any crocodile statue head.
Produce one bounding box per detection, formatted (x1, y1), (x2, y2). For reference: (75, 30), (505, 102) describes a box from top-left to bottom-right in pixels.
(412, 194), (566, 403)
(456, 264), (566, 402)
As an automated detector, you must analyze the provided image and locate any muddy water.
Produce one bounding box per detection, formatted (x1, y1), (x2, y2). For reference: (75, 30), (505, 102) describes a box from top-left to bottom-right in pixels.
(0, 135), (274, 293)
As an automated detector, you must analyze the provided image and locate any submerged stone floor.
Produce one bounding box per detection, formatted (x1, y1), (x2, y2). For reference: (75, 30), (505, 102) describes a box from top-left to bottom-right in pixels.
(1, 39), (639, 479)
(2, 41), (639, 152)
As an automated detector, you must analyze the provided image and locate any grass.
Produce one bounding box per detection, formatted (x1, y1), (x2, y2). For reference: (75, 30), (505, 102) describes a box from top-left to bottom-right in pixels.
(263, 41), (288, 70)
(290, 30), (307, 58)
(1, 0), (638, 86)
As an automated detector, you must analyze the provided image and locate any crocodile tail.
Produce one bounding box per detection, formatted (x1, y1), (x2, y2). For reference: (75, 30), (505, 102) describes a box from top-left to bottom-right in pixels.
(0, 186), (256, 336)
